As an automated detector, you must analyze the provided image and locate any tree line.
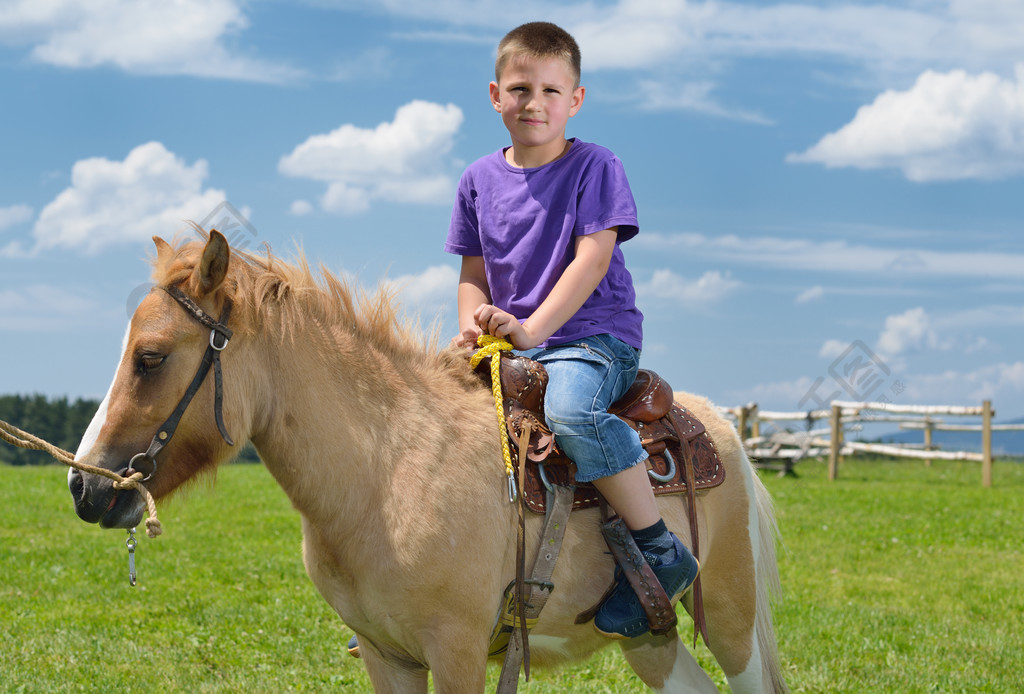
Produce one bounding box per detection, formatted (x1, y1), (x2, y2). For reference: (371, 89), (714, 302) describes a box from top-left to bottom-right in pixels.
(1, 394), (259, 465)
(0, 394), (99, 466)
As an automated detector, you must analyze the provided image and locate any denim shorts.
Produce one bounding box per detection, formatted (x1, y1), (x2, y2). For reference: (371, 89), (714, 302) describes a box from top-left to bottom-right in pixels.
(524, 334), (648, 483)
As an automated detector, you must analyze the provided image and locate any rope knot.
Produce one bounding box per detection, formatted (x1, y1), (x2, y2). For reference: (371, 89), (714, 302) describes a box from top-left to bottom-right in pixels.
(113, 471), (144, 490)
(469, 335), (514, 369)
(145, 518), (164, 538)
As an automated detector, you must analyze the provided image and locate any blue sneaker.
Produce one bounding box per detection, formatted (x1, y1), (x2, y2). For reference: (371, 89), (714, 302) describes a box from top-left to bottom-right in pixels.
(593, 534), (700, 639)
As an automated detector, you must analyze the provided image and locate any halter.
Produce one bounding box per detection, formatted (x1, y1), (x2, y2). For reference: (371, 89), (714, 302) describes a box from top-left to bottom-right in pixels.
(126, 285), (235, 482)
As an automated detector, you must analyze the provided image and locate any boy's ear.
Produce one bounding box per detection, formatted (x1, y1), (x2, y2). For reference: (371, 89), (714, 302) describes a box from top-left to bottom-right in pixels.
(489, 81), (502, 113)
(569, 85), (586, 117)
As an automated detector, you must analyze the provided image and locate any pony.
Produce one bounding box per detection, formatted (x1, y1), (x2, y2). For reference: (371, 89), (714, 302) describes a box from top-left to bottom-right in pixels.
(69, 230), (787, 693)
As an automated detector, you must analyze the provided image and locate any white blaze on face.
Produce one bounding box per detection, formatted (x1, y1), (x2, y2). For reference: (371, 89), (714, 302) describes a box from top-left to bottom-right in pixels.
(70, 322), (131, 481)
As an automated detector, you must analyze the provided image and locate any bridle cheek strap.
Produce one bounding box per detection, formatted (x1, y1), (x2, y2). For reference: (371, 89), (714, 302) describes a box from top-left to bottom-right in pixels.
(128, 286), (234, 481)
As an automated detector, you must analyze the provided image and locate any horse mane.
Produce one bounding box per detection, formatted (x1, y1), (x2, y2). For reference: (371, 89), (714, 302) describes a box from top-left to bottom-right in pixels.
(150, 229), (476, 386)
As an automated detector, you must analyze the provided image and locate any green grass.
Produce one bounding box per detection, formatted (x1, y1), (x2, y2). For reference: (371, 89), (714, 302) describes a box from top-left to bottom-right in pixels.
(767, 458), (1024, 693)
(1, 458), (1021, 692)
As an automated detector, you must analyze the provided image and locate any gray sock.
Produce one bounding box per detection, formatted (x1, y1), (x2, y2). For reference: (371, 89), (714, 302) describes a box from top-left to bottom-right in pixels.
(630, 519), (678, 566)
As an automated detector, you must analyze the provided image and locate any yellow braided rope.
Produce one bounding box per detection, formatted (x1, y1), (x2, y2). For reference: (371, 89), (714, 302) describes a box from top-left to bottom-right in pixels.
(469, 335), (517, 501)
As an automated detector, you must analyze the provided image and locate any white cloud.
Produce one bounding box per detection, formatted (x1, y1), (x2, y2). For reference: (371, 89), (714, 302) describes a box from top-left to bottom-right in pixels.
(0, 204), (32, 231)
(819, 339), (848, 359)
(635, 268), (741, 303)
(382, 264), (459, 317)
(596, 1), (1024, 73)
(788, 65), (1024, 181)
(369, 2), (1024, 76)
(634, 79), (773, 124)
(901, 361), (1024, 408)
(289, 199), (313, 216)
(936, 304), (1024, 330)
(0, 283), (104, 331)
(796, 285), (825, 304)
(634, 231), (1024, 280)
(964, 336), (991, 355)
(825, 303), (1024, 363)
(573, 1), (944, 71)
(355, 2), (1024, 123)
(279, 100), (464, 216)
(571, 2), (695, 71)
(30, 141), (226, 255)
(0, 0), (298, 82)
(877, 307), (939, 356)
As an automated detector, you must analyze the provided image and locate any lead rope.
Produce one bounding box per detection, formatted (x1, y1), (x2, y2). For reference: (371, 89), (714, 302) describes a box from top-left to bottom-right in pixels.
(469, 335), (518, 503)
(0, 419), (163, 538)
(0, 419), (162, 587)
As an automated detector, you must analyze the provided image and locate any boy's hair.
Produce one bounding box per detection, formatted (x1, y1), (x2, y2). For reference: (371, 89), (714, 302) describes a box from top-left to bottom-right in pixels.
(495, 22), (581, 87)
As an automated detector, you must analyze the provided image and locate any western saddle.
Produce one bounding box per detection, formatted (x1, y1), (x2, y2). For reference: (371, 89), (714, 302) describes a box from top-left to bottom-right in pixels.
(476, 353), (723, 693)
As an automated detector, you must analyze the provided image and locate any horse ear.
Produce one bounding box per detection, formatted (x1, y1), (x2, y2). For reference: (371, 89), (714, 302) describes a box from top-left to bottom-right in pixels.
(153, 236), (174, 265)
(192, 230), (230, 297)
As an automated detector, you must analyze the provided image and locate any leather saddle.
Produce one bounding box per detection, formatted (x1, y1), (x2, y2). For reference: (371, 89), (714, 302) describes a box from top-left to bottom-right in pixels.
(475, 354), (725, 514)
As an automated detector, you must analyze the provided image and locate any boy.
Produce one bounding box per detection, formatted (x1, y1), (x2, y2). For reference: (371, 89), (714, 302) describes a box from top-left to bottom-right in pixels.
(445, 21), (699, 639)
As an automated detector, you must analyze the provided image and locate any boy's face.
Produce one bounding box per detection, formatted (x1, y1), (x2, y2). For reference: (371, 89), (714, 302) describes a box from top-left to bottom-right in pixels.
(489, 55), (584, 166)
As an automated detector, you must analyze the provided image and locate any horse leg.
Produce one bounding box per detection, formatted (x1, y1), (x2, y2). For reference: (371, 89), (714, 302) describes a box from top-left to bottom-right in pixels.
(619, 631), (719, 694)
(422, 635), (489, 694)
(688, 477), (772, 694)
(357, 636), (429, 694)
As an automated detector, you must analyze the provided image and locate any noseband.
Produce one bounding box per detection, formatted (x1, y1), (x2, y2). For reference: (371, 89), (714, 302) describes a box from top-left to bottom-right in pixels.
(127, 285), (235, 481)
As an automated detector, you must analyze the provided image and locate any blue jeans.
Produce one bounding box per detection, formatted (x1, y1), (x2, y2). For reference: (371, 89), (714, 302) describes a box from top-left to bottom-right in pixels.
(525, 334), (647, 484)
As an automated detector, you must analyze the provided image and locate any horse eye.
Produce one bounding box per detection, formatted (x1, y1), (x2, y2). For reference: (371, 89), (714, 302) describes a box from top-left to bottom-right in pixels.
(137, 354), (167, 375)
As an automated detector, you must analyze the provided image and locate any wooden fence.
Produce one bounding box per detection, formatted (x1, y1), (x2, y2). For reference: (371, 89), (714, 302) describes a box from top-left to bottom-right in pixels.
(713, 398), (1023, 487)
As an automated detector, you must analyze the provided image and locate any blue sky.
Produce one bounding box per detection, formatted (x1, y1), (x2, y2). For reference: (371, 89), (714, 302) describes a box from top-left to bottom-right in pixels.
(2, 0), (1023, 426)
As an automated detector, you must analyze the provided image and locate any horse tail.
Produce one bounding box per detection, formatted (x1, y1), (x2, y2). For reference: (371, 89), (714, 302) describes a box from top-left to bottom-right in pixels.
(751, 467), (789, 693)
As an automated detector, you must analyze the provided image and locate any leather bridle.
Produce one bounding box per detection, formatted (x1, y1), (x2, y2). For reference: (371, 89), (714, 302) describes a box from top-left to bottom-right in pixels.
(126, 285), (235, 482)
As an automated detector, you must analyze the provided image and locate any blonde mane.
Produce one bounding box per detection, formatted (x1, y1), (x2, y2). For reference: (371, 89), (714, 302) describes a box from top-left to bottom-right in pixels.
(149, 232), (468, 379)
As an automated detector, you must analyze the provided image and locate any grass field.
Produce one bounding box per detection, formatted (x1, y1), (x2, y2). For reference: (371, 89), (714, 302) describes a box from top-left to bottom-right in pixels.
(1, 456), (1021, 692)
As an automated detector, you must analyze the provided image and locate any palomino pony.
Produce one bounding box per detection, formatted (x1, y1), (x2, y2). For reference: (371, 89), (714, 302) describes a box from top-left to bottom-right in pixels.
(69, 231), (787, 693)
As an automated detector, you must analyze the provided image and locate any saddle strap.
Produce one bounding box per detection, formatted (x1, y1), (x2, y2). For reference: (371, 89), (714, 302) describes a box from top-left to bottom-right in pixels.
(496, 483), (575, 694)
(600, 516), (678, 636)
(671, 408), (710, 648)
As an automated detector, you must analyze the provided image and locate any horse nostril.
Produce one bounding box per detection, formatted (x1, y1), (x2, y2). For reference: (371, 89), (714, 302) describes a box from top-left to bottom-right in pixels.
(68, 468), (84, 503)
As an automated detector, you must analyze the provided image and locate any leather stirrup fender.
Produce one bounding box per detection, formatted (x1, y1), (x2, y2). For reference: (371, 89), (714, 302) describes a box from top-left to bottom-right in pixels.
(600, 516), (678, 636)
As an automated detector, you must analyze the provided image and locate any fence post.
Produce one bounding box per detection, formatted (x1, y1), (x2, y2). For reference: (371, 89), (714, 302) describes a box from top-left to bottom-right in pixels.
(738, 405), (749, 448)
(828, 404), (842, 481)
(982, 399), (993, 487)
(923, 418), (933, 467)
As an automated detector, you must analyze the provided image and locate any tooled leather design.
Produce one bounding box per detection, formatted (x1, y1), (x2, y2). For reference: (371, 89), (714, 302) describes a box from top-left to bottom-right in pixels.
(475, 354), (726, 515)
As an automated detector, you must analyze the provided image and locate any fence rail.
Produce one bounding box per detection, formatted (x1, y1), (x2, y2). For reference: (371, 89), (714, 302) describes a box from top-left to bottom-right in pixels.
(712, 398), (1024, 487)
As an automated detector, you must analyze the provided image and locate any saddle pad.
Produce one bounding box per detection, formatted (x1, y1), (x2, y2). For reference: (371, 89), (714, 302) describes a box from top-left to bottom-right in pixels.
(520, 405), (725, 514)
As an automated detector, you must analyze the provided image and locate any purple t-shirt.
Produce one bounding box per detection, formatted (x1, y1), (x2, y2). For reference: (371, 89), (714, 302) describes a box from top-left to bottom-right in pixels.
(445, 139), (643, 349)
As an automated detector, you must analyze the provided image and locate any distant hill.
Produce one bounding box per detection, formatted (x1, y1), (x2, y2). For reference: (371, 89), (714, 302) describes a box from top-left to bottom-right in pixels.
(880, 417), (1024, 456)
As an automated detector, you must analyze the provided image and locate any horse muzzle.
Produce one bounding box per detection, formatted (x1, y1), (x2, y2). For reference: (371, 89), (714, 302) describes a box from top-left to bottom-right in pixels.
(68, 466), (146, 529)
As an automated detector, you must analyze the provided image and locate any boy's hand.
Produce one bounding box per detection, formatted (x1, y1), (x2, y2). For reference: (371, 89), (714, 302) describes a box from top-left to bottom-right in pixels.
(451, 326), (483, 351)
(474, 304), (540, 350)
